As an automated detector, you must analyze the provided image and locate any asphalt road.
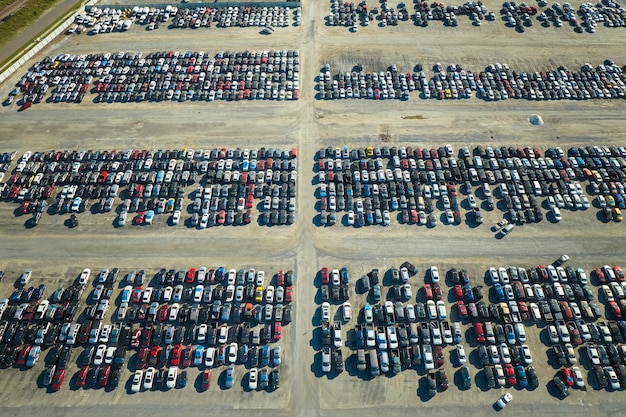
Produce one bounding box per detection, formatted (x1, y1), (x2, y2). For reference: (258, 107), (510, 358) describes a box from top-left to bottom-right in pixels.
(0, 0), (81, 65)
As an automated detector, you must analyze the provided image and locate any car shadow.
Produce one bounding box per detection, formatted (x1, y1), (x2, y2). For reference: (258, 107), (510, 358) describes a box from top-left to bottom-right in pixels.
(417, 375), (432, 401)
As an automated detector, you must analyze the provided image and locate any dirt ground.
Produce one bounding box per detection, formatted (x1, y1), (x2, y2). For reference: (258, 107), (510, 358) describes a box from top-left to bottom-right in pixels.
(0, 0), (625, 415)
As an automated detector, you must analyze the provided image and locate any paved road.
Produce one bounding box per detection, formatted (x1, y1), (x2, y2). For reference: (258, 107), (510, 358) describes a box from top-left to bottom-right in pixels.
(0, 0), (81, 66)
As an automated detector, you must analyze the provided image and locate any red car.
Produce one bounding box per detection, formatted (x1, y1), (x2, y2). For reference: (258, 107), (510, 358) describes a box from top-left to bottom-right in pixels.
(186, 268), (197, 284)
(432, 283), (442, 301)
(16, 345), (32, 366)
(453, 284), (463, 300)
(130, 328), (141, 348)
(276, 270), (285, 286)
(321, 267), (329, 285)
(181, 345), (193, 368)
(504, 363), (516, 386)
(75, 365), (89, 388)
(98, 365), (111, 387)
(474, 322), (485, 343)
(131, 288), (142, 304)
(201, 369), (212, 391)
(246, 194), (254, 209)
(456, 301), (468, 318)
(243, 210), (252, 224)
(423, 284), (433, 300)
(217, 210), (226, 225)
(273, 322), (282, 341)
(594, 268), (606, 284)
(285, 287), (293, 303)
(157, 304), (169, 322)
(561, 367), (575, 386)
(135, 211), (146, 225)
(136, 347), (149, 369)
(609, 301), (622, 319)
(434, 346), (445, 367)
(537, 266), (549, 281)
(149, 345), (162, 367)
(170, 344), (182, 366)
(140, 326), (153, 347)
(614, 266), (625, 282)
(51, 368), (66, 391)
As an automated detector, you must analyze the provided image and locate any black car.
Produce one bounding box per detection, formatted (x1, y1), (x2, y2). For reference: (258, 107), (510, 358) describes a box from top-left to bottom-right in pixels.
(438, 368), (449, 391)
(108, 366), (120, 389)
(593, 365), (609, 388)
(460, 366), (472, 389)
(177, 370), (188, 388)
(527, 365), (539, 388)
(270, 368), (280, 390)
(427, 372), (437, 397)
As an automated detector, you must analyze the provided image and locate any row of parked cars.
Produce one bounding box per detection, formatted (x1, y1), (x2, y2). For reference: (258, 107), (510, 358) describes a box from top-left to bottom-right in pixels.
(318, 265), (474, 382)
(5, 49), (300, 109)
(476, 260), (626, 395)
(1, 147), (297, 228)
(315, 143), (626, 227)
(318, 59), (625, 101)
(0, 266), (292, 391)
(71, 5), (294, 35)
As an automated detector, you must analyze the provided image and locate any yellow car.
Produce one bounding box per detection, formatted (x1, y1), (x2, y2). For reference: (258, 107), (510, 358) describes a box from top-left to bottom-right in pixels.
(365, 146), (374, 157)
(613, 208), (623, 222)
(606, 195), (616, 207)
(254, 286), (264, 302)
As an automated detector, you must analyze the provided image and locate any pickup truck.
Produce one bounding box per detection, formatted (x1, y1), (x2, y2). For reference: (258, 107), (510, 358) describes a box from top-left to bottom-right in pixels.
(333, 349), (343, 373)
(321, 321), (331, 346)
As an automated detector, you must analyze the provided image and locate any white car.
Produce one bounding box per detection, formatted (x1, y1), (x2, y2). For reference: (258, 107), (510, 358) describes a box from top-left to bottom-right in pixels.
(228, 342), (238, 363)
(104, 345), (117, 364)
(169, 303), (180, 321)
(430, 266), (440, 283)
(265, 285), (275, 303)
(423, 344), (434, 370)
(321, 302), (331, 321)
(362, 327), (374, 348)
(130, 370), (143, 393)
(93, 344), (107, 365)
(334, 325), (343, 348)
(520, 344), (533, 364)
(19, 270), (32, 285)
(143, 367), (155, 390)
(193, 285), (204, 302)
(496, 392), (513, 409)
(321, 348), (331, 373)
(456, 344), (467, 365)
(363, 304), (373, 324)
(572, 366), (585, 388)
(275, 286), (284, 303)
(166, 366), (178, 389)
(78, 268), (91, 286)
(204, 347), (215, 367)
(171, 210), (181, 225)
(515, 323), (526, 343)
(248, 367), (258, 389)
(426, 300), (438, 319)
(387, 326), (398, 349)
(436, 300), (447, 319)
(548, 325), (559, 344)
(342, 302), (352, 322)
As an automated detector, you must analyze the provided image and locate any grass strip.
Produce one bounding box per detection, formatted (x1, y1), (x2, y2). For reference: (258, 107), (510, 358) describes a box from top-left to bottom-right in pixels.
(0, 0), (63, 47)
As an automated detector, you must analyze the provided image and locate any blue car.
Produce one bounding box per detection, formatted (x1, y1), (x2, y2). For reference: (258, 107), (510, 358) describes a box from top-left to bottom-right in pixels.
(493, 283), (505, 301)
(463, 284), (475, 302)
(194, 345), (205, 366)
(355, 330), (365, 348)
(516, 365), (528, 388)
